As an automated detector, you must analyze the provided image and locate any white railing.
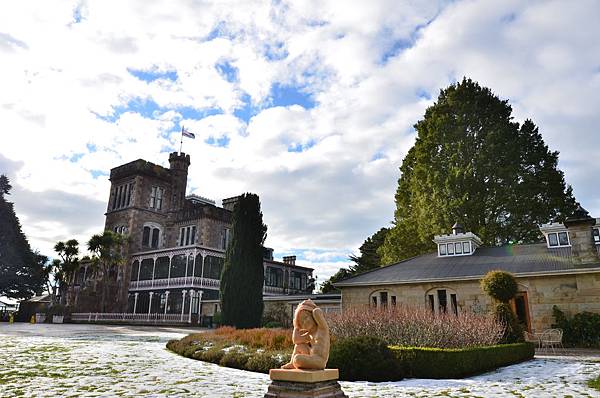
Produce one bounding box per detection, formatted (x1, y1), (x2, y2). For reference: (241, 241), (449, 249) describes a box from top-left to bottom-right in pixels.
(71, 312), (191, 324)
(129, 277), (219, 291)
(264, 285), (286, 294)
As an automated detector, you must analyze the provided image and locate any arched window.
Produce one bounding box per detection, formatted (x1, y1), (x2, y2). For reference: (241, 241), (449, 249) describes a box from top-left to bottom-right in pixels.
(142, 223), (162, 248)
(425, 287), (458, 315)
(369, 289), (397, 309)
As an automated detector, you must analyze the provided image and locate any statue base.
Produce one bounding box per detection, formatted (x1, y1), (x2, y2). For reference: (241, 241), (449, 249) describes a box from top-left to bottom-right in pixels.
(265, 369), (347, 398)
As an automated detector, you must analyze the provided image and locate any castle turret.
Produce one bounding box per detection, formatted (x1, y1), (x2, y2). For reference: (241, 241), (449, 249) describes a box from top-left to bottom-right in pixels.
(169, 152), (190, 211)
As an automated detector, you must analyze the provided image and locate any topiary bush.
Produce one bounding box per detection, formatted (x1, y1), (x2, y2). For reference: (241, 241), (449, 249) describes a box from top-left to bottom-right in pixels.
(328, 336), (402, 382)
(481, 270), (518, 302)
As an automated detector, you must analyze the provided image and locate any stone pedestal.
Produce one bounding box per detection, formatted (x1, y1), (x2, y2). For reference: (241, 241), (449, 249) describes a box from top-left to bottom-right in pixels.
(264, 369), (347, 398)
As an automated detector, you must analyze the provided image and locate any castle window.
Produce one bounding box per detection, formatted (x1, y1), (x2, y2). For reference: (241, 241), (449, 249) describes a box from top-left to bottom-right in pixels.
(114, 225), (128, 234)
(547, 231), (570, 247)
(149, 186), (164, 210)
(142, 224), (162, 248)
(593, 228), (599, 244)
(112, 182), (134, 210)
(221, 228), (231, 250)
(179, 225), (197, 246)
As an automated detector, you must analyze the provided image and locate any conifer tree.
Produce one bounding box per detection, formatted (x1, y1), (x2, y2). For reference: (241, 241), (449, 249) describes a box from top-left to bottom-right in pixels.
(380, 78), (576, 264)
(220, 193), (267, 328)
(0, 174), (45, 298)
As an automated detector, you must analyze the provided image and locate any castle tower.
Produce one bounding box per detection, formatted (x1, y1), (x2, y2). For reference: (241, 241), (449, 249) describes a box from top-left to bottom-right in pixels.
(169, 152), (191, 212)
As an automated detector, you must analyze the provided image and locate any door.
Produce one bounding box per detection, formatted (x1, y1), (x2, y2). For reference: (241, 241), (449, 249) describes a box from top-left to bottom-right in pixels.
(511, 292), (531, 332)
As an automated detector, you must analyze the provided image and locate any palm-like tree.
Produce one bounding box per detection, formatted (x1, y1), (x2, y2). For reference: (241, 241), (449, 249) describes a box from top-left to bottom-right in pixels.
(53, 239), (79, 305)
(87, 231), (126, 312)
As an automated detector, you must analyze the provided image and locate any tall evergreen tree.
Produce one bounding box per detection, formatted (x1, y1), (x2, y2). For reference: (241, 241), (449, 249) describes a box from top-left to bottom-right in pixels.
(220, 193), (267, 329)
(0, 174), (45, 298)
(321, 228), (389, 293)
(380, 78), (576, 264)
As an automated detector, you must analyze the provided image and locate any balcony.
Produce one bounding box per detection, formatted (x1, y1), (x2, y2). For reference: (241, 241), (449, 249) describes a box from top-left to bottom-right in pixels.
(129, 276), (218, 291)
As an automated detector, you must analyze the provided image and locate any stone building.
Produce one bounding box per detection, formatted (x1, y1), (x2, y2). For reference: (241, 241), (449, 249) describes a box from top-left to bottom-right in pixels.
(336, 206), (600, 332)
(68, 152), (314, 322)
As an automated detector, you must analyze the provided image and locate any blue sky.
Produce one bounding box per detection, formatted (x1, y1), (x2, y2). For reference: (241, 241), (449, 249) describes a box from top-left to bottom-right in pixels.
(1, 0), (599, 286)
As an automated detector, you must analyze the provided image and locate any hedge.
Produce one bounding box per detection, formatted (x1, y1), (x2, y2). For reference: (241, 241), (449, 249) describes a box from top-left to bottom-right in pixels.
(391, 342), (535, 379)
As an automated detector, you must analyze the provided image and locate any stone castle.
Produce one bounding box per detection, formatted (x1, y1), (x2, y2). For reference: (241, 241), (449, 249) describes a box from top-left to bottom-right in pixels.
(68, 152), (314, 321)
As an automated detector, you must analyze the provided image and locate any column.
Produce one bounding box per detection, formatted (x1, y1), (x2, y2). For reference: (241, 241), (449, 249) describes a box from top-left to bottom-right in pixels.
(164, 291), (170, 315)
(198, 290), (204, 321)
(200, 255), (205, 287)
(184, 255), (189, 284)
(190, 251), (197, 286)
(188, 290), (194, 323)
(136, 259), (141, 283)
(167, 255), (172, 287)
(148, 291), (154, 318)
(133, 292), (139, 315)
(151, 257), (156, 288)
(181, 290), (187, 321)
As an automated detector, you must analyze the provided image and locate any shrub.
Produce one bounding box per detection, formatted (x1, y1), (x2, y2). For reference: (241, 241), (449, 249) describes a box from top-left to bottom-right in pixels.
(327, 306), (503, 348)
(213, 311), (222, 326)
(391, 342), (534, 379)
(328, 336), (402, 382)
(262, 302), (291, 328)
(494, 302), (523, 343)
(263, 321), (283, 328)
(552, 306), (600, 348)
(220, 351), (251, 369)
(194, 347), (225, 363)
(245, 352), (288, 373)
(481, 270), (518, 302)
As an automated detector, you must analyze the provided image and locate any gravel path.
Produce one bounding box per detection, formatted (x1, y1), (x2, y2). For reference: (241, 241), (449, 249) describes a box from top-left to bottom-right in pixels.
(1, 323), (599, 397)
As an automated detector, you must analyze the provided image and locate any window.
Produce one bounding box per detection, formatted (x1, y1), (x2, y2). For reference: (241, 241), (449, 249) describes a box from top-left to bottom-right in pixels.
(380, 291), (388, 308)
(450, 294), (458, 316)
(221, 228), (231, 250)
(593, 228), (600, 244)
(439, 244), (447, 256)
(142, 224), (162, 248)
(454, 242), (462, 254)
(111, 182), (134, 210)
(428, 294), (434, 312)
(547, 231), (570, 247)
(371, 296), (377, 307)
(447, 243), (454, 255)
(437, 289), (447, 313)
(462, 242), (470, 254)
(558, 232), (569, 246)
(149, 186), (164, 210)
(114, 225), (128, 234)
(391, 296), (396, 307)
(179, 225), (197, 246)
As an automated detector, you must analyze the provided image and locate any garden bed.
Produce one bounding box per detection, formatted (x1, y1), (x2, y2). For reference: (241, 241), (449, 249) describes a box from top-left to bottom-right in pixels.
(167, 327), (534, 381)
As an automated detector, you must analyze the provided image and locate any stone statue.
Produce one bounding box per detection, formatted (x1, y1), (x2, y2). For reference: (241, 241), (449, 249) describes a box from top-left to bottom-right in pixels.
(281, 299), (330, 370)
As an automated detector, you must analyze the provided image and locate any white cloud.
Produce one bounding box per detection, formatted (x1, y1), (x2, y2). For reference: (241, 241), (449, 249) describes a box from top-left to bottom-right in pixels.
(1, 0), (599, 279)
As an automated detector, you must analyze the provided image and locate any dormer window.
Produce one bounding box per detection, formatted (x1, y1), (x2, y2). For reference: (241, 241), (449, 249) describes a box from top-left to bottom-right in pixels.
(434, 224), (481, 257)
(546, 231), (570, 248)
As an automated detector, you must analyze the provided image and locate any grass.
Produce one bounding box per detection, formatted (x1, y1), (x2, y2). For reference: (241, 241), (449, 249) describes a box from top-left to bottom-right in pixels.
(587, 374), (600, 391)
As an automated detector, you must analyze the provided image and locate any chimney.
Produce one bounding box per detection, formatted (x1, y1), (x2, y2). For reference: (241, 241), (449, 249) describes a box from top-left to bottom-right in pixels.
(283, 255), (296, 265)
(564, 204), (598, 264)
(452, 222), (465, 235)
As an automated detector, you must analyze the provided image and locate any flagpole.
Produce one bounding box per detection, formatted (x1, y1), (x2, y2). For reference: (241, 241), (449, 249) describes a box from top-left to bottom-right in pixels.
(180, 125), (183, 154)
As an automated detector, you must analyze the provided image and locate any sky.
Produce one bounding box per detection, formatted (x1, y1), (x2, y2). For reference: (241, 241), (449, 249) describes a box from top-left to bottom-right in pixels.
(1, 0), (599, 289)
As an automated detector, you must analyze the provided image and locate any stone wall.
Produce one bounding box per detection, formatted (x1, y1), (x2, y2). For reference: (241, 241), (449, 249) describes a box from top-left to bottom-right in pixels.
(340, 271), (600, 331)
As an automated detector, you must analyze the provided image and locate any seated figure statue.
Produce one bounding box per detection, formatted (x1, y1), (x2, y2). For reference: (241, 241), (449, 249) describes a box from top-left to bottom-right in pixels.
(281, 299), (330, 370)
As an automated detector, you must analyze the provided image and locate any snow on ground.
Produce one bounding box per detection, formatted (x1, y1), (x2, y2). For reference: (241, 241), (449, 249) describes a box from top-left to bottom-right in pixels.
(0, 323), (599, 397)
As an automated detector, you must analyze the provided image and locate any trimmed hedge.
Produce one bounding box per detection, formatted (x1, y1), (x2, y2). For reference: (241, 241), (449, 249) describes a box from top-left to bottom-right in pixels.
(391, 342), (535, 379)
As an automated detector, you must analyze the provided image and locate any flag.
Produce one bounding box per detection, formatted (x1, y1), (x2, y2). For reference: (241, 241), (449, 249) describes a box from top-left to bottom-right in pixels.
(182, 126), (195, 139)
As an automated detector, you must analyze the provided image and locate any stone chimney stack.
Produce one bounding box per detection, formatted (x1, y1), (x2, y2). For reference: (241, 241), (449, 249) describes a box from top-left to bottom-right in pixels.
(168, 152), (191, 211)
(283, 255), (296, 265)
(564, 204), (598, 264)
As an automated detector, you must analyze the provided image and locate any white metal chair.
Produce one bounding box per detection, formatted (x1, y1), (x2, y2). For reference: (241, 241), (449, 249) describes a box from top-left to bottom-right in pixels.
(539, 328), (563, 353)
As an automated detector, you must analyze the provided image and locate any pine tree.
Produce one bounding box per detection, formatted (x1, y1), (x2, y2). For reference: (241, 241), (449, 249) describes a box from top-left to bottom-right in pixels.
(220, 193), (267, 328)
(0, 174), (45, 298)
(379, 78), (576, 264)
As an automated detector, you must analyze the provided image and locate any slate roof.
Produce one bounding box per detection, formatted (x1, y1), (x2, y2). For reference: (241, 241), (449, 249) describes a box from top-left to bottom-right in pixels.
(335, 243), (600, 286)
